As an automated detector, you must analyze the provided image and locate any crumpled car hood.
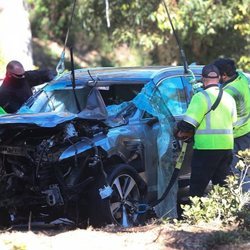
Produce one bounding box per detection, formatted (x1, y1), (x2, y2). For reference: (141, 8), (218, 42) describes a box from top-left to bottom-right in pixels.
(0, 112), (77, 128)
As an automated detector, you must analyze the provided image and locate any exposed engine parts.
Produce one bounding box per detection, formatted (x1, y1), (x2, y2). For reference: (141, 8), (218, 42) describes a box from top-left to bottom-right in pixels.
(0, 120), (109, 226)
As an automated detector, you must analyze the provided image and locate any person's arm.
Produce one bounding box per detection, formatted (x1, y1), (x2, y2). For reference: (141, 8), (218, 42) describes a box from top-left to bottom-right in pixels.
(25, 69), (57, 87)
(174, 92), (206, 141)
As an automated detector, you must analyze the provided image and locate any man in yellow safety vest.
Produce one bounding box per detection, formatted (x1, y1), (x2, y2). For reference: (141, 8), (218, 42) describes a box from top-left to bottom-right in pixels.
(175, 64), (237, 197)
(214, 58), (250, 192)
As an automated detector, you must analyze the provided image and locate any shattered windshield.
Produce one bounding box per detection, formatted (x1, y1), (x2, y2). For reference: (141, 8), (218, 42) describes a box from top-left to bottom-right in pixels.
(18, 87), (91, 114)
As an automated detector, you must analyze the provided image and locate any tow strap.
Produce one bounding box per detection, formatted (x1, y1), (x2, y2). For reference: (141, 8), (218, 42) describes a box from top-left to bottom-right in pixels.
(150, 142), (187, 208)
(136, 142), (188, 214)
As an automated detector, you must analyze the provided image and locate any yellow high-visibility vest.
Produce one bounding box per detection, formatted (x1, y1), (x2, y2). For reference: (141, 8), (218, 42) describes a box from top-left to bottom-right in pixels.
(223, 72), (250, 138)
(183, 86), (237, 149)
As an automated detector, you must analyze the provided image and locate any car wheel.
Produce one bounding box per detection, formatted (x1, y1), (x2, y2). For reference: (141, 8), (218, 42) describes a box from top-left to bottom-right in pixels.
(89, 164), (147, 227)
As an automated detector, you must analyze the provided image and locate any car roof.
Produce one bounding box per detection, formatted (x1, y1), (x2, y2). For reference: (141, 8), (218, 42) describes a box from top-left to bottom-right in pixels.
(47, 65), (203, 90)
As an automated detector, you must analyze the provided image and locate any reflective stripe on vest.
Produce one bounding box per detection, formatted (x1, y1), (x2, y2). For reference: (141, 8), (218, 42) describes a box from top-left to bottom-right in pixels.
(183, 116), (199, 127)
(226, 85), (250, 127)
(196, 129), (233, 134)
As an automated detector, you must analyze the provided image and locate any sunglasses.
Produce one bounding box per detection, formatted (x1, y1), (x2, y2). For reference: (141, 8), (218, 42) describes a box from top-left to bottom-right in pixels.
(10, 72), (25, 79)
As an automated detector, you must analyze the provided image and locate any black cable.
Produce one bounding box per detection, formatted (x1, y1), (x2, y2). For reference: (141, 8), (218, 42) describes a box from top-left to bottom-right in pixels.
(136, 0), (191, 213)
(149, 168), (180, 207)
(70, 47), (81, 113)
(162, 0), (188, 73)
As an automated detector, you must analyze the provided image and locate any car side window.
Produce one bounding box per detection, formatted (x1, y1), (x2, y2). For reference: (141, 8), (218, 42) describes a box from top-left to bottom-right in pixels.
(99, 84), (144, 106)
(99, 84), (144, 117)
(157, 77), (188, 116)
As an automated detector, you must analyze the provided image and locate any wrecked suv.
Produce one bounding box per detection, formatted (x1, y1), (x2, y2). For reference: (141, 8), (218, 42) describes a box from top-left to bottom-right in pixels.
(0, 66), (202, 228)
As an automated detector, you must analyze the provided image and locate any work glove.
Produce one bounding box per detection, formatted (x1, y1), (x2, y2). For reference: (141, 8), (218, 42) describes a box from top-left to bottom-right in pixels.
(173, 125), (194, 143)
(176, 131), (194, 143)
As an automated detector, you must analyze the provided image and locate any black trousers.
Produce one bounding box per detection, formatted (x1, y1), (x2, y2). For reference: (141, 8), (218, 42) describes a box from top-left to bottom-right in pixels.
(231, 132), (250, 192)
(189, 149), (233, 197)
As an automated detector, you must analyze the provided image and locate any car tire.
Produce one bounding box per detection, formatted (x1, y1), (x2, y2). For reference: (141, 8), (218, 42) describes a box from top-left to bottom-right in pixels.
(88, 163), (147, 227)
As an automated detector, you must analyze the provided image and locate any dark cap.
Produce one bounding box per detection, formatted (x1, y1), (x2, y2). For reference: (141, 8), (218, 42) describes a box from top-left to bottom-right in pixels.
(202, 64), (220, 78)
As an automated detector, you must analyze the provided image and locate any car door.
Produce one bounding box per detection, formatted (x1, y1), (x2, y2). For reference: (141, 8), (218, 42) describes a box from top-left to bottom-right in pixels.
(155, 75), (196, 178)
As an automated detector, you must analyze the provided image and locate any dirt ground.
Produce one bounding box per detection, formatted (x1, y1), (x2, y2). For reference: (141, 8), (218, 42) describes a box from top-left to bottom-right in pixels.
(0, 222), (249, 250)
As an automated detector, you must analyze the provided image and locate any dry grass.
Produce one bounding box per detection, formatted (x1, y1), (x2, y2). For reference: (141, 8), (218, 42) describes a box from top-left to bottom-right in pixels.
(0, 222), (249, 250)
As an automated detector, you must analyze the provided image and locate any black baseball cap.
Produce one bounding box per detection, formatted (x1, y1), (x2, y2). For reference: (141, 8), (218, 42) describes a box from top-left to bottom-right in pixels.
(202, 64), (220, 78)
